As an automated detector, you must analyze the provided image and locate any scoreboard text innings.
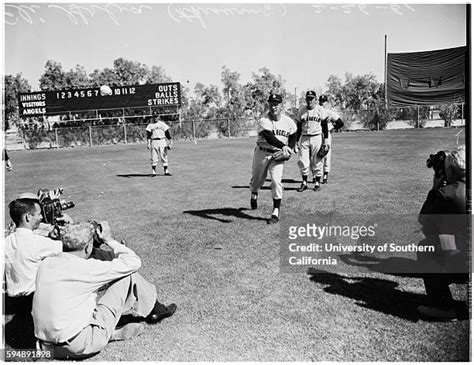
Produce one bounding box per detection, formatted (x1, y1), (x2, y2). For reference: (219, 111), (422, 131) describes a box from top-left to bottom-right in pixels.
(19, 82), (181, 117)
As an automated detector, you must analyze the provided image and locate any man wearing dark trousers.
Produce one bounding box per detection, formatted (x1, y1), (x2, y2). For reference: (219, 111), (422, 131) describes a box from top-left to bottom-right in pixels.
(417, 145), (467, 321)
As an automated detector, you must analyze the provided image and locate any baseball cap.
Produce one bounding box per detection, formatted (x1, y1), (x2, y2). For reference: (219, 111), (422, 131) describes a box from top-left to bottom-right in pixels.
(319, 95), (328, 103)
(17, 192), (39, 200)
(268, 93), (283, 104)
(306, 90), (317, 99)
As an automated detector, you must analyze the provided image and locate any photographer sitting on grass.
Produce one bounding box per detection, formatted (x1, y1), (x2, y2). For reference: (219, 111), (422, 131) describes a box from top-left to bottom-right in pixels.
(33, 221), (176, 360)
(4, 193), (73, 313)
(417, 145), (467, 321)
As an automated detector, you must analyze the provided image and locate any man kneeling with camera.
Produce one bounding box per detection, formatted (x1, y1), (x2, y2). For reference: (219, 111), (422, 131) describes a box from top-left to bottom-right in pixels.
(33, 221), (176, 359)
(417, 145), (467, 321)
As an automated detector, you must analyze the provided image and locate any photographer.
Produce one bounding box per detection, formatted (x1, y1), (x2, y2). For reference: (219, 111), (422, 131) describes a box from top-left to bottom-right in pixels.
(417, 145), (467, 321)
(33, 221), (176, 359)
(4, 193), (73, 313)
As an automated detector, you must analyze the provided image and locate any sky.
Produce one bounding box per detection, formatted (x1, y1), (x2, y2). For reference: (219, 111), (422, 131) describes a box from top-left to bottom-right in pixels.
(3, 2), (467, 95)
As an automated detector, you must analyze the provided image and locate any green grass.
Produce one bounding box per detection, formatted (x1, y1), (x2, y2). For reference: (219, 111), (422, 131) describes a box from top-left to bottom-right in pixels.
(3, 128), (469, 361)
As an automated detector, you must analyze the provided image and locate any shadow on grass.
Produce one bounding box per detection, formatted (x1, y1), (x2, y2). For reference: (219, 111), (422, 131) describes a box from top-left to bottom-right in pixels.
(337, 253), (424, 278)
(338, 253), (471, 283)
(231, 185), (301, 191)
(308, 268), (425, 322)
(266, 178), (301, 184)
(183, 207), (268, 223)
(116, 173), (156, 178)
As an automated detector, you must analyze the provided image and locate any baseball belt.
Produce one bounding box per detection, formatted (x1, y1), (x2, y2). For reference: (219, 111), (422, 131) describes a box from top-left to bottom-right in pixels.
(151, 138), (164, 140)
(38, 332), (80, 347)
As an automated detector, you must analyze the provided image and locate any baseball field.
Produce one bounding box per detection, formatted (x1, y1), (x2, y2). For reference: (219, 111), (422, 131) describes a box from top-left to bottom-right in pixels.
(3, 127), (469, 361)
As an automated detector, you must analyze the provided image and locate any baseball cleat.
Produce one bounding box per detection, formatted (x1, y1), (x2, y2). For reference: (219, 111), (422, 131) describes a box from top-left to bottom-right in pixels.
(297, 183), (308, 192)
(151, 171), (156, 177)
(268, 215), (279, 224)
(250, 197), (258, 210)
(146, 303), (177, 324)
(164, 172), (172, 176)
(322, 174), (329, 184)
(313, 184), (321, 191)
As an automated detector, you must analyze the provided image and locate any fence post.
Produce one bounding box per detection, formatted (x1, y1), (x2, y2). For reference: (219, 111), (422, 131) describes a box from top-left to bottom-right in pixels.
(461, 102), (464, 126)
(55, 128), (59, 148)
(124, 124), (127, 144)
(416, 105), (419, 129)
(20, 129), (26, 150)
(89, 126), (93, 147)
(227, 118), (230, 139)
(192, 119), (196, 142)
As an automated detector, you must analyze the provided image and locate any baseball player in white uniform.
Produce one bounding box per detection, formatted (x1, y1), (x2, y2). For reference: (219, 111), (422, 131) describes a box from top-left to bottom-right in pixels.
(249, 93), (297, 224)
(146, 117), (173, 176)
(318, 95), (344, 184)
(295, 90), (339, 192)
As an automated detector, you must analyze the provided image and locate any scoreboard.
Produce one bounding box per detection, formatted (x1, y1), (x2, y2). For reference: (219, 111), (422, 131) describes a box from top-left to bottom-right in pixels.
(19, 82), (181, 117)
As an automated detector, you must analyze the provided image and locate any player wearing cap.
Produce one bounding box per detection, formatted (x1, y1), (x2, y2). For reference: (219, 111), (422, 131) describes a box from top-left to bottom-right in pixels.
(146, 116), (173, 176)
(318, 95), (344, 184)
(249, 93), (297, 224)
(295, 91), (337, 192)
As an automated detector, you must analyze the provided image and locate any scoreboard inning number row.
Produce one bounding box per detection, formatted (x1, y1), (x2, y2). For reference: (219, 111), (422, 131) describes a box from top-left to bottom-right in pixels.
(19, 82), (181, 117)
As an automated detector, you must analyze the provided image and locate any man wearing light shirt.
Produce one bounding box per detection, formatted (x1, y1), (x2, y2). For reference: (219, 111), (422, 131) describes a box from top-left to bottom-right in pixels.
(4, 194), (70, 312)
(33, 221), (176, 359)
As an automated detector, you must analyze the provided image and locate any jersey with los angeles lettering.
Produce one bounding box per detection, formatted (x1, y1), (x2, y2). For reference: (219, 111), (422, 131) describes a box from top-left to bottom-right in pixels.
(146, 121), (169, 139)
(297, 105), (336, 136)
(256, 114), (297, 150)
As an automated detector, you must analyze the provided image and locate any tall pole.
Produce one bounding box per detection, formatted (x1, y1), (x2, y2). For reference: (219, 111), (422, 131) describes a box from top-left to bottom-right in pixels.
(384, 34), (388, 109)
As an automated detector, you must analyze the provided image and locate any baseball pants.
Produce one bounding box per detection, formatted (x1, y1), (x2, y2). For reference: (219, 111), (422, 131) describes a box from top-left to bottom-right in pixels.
(37, 272), (157, 360)
(322, 132), (332, 174)
(250, 147), (285, 200)
(298, 134), (323, 178)
(150, 139), (169, 168)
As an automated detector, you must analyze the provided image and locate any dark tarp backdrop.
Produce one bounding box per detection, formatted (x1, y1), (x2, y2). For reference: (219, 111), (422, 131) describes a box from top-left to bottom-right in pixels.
(387, 46), (466, 105)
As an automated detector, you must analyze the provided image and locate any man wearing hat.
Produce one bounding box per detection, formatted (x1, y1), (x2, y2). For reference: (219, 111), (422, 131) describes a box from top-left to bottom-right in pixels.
(146, 116), (173, 176)
(295, 91), (335, 192)
(249, 93), (297, 224)
(4, 193), (72, 312)
(417, 145), (467, 320)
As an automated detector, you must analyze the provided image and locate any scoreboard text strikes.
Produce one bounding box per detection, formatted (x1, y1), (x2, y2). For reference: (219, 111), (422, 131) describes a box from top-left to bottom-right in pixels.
(19, 82), (181, 117)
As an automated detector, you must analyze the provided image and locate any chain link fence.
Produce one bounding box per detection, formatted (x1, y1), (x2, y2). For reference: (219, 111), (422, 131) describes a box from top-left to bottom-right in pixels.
(17, 117), (258, 149)
(336, 102), (465, 131)
(11, 101), (465, 150)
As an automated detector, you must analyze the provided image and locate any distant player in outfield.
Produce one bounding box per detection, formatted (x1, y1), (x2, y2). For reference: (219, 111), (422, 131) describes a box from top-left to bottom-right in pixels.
(146, 117), (173, 176)
(249, 93), (297, 224)
(318, 95), (344, 184)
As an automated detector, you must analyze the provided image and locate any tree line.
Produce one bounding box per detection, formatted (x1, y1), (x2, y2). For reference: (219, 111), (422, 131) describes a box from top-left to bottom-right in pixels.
(4, 58), (462, 132)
